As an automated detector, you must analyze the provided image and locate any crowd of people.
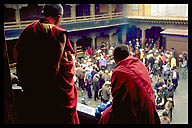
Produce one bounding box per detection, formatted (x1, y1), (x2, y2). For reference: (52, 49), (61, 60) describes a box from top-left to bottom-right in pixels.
(73, 37), (188, 124)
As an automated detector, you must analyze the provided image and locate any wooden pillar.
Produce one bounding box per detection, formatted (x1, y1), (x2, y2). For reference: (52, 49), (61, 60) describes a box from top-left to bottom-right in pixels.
(91, 33), (96, 53)
(141, 28), (146, 48)
(71, 38), (78, 54)
(109, 32), (113, 48)
(70, 4), (76, 21)
(109, 4), (112, 18)
(122, 29), (127, 44)
(15, 5), (21, 28)
(90, 4), (95, 19)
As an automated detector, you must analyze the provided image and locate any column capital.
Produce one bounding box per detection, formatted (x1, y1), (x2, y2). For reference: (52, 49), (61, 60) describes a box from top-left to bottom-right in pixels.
(136, 25), (151, 30)
(70, 36), (80, 42)
(37, 4), (45, 7)
(4, 4), (28, 9)
(18, 4), (28, 9)
(109, 29), (117, 36)
(90, 33), (99, 39)
(66, 4), (78, 7)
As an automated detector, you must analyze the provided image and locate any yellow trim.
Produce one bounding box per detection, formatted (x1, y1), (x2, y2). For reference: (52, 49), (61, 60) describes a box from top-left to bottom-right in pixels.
(41, 23), (55, 33)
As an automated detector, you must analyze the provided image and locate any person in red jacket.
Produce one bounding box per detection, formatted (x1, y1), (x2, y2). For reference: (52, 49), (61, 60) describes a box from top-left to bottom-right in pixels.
(98, 44), (160, 124)
(13, 4), (79, 124)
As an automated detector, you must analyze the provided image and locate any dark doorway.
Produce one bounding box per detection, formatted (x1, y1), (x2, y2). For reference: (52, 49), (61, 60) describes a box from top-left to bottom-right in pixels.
(4, 5), (16, 22)
(76, 4), (90, 17)
(77, 36), (92, 52)
(62, 4), (71, 18)
(20, 4), (43, 21)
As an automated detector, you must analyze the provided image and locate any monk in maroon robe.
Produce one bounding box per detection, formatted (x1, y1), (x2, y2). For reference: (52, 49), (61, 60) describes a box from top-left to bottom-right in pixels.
(98, 44), (160, 124)
(13, 4), (79, 124)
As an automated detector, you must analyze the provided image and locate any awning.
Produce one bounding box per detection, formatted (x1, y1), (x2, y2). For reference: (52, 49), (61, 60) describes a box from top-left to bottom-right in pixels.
(160, 28), (188, 36)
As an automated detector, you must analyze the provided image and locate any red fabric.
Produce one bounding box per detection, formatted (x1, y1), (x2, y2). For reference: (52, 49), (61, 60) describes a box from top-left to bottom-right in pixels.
(85, 48), (93, 56)
(14, 17), (79, 124)
(98, 56), (160, 124)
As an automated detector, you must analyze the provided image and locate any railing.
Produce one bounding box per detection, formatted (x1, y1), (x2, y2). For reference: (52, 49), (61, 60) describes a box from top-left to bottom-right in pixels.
(4, 12), (126, 29)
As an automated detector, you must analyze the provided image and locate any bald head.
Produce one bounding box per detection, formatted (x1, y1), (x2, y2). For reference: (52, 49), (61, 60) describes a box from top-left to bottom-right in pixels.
(42, 4), (63, 18)
(113, 44), (129, 64)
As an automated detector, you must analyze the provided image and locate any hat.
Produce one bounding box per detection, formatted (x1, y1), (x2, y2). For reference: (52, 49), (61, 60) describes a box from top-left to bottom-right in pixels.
(167, 98), (173, 101)
(88, 74), (92, 78)
(162, 111), (168, 116)
(104, 81), (111, 85)
(80, 97), (86, 101)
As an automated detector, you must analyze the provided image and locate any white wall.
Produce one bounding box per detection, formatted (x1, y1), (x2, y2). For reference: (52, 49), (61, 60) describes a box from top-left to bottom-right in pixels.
(150, 4), (188, 17)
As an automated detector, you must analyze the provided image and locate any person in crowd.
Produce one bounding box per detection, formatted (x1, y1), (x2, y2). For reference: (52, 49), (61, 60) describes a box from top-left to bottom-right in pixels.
(158, 83), (168, 103)
(132, 38), (136, 51)
(172, 67), (179, 90)
(106, 58), (116, 71)
(98, 44), (160, 124)
(102, 70), (111, 82)
(135, 49), (140, 59)
(167, 79), (175, 107)
(178, 54), (183, 72)
(86, 74), (93, 98)
(156, 92), (165, 110)
(181, 57), (187, 79)
(152, 60), (161, 77)
(152, 44), (158, 53)
(158, 56), (163, 74)
(91, 66), (98, 79)
(140, 49), (145, 60)
(76, 64), (85, 90)
(183, 51), (188, 61)
(148, 53), (155, 69)
(161, 52), (167, 64)
(93, 74), (100, 101)
(170, 56), (176, 70)
(147, 63), (152, 74)
(171, 48), (176, 59)
(142, 55), (148, 67)
(151, 39), (155, 49)
(128, 40), (132, 49)
(84, 66), (92, 85)
(100, 42), (106, 53)
(160, 111), (170, 124)
(165, 98), (173, 122)
(98, 72), (105, 98)
(95, 100), (112, 121)
(155, 78), (164, 94)
(108, 46), (114, 57)
(13, 4), (79, 124)
(144, 42), (150, 54)
(162, 63), (170, 85)
(80, 97), (87, 105)
(99, 81), (111, 104)
(129, 47), (135, 56)
(99, 56), (107, 71)
(165, 51), (171, 63)
(135, 38), (140, 50)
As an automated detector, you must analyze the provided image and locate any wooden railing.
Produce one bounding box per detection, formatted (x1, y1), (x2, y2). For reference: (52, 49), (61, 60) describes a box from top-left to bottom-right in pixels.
(4, 12), (126, 29)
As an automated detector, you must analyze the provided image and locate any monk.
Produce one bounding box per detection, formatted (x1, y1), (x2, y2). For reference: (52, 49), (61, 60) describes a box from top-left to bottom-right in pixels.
(13, 4), (79, 124)
(98, 44), (160, 124)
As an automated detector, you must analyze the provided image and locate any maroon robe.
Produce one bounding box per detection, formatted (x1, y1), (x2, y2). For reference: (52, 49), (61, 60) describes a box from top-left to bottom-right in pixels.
(98, 56), (160, 124)
(14, 17), (79, 124)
